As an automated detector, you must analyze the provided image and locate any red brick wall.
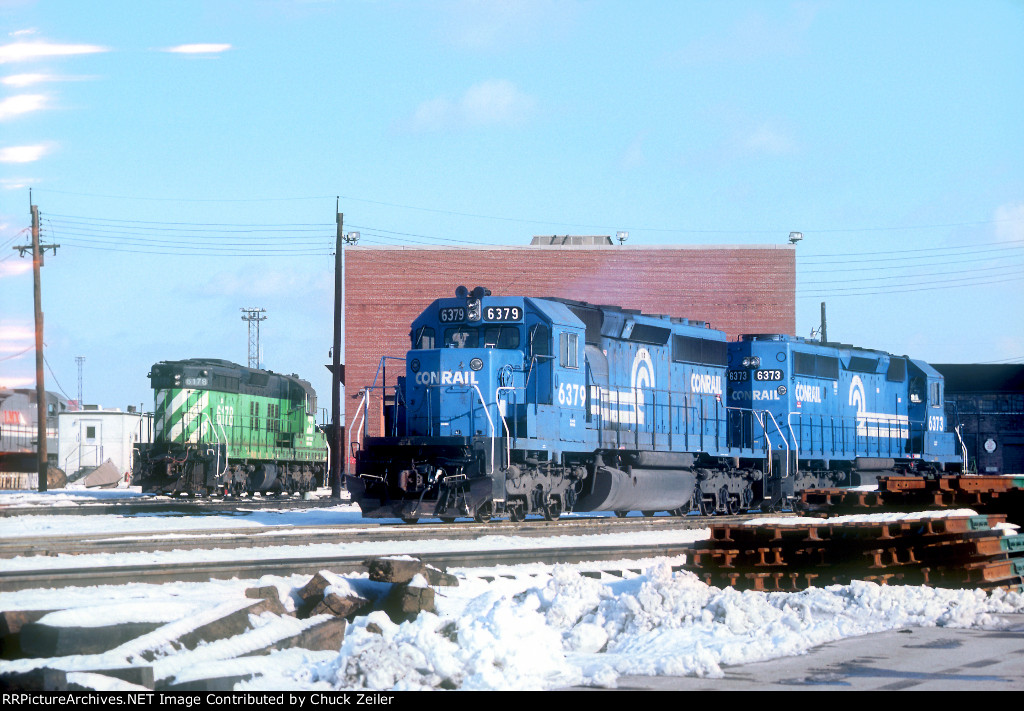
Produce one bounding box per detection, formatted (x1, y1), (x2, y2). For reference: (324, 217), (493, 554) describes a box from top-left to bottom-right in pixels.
(345, 245), (794, 434)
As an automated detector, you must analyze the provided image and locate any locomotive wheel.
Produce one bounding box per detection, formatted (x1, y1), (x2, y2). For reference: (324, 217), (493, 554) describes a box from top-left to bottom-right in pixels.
(440, 516), (457, 524)
(401, 517), (420, 524)
(613, 511), (629, 518)
(698, 494), (712, 516)
(670, 501), (692, 516)
(721, 488), (736, 515)
(474, 502), (493, 524)
(642, 511), (656, 517)
(507, 501), (526, 522)
(543, 497), (562, 521)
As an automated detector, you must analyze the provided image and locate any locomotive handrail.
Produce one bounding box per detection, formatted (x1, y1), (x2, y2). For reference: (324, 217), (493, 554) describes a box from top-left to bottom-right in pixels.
(470, 382), (498, 476)
(197, 411), (228, 478)
(347, 388), (370, 471)
(495, 385), (517, 468)
(954, 424), (968, 471)
(761, 409), (790, 478)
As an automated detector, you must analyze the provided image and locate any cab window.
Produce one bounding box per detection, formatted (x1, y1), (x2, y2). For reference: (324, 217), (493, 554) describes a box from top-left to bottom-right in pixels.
(482, 325), (520, 349)
(560, 332), (579, 369)
(529, 324), (551, 359)
(412, 326), (435, 349)
(444, 327), (478, 348)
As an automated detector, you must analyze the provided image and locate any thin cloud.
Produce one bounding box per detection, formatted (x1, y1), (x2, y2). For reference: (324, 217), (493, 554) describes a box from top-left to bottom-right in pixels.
(1, 177), (39, 190)
(665, 5), (819, 66)
(0, 41), (108, 63)
(0, 143), (53, 163)
(621, 131), (648, 170)
(0, 93), (48, 120)
(994, 202), (1024, 243)
(740, 124), (798, 156)
(0, 260), (32, 280)
(2, 73), (91, 87)
(438, 0), (577, 52)
(407, 79), (536, 132)
(163, 44), (232, 55)
(0, 375), (34, 389)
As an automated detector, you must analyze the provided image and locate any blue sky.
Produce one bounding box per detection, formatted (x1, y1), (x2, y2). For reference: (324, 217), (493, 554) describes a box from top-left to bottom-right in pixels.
(1, 0), (1022, 416)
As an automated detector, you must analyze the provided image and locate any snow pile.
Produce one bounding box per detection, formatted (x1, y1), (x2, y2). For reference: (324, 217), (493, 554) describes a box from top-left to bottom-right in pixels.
(245, 563), (1024, 691)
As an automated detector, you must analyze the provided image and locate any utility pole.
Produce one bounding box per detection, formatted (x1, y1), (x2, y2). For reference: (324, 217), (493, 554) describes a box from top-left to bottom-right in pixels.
(240, 307), (267, 369)
(327, 203), (359, 499)
(12, 194), (59, 492)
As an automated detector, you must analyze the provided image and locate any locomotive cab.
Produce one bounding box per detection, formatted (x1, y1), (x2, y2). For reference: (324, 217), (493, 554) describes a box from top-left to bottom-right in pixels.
(350, 287), (590, 522)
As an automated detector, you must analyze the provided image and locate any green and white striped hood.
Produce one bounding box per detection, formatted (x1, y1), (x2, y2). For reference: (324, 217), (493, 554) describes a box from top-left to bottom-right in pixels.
(155, 388), (213, 444)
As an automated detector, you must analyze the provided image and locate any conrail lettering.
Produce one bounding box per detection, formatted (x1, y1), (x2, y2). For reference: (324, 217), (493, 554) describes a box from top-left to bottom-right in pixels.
(690, 372), (723, 395)
(795, 383), (822, 403)
(413, 370), (480, 386)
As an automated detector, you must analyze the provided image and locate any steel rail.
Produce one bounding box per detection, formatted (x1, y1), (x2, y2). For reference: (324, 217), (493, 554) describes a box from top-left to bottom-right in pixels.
(0, 496), (352, 518)
(0, 513), (781, 559)
(0, 540), (698, 593)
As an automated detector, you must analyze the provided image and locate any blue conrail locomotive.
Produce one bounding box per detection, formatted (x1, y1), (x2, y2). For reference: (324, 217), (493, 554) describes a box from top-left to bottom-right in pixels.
(345, 287), (962, 522)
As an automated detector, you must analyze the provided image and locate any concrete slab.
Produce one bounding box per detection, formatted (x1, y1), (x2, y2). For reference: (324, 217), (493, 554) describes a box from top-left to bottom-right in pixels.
(19, 621), (164, 657)
(570, 614), (1024, 691)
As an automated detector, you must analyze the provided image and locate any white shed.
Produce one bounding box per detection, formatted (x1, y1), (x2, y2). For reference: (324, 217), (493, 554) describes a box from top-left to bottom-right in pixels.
(57, 407), (153, 481)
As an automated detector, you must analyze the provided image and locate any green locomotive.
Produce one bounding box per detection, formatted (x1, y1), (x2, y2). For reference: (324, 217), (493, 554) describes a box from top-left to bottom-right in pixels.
(136, 358), (328, 496)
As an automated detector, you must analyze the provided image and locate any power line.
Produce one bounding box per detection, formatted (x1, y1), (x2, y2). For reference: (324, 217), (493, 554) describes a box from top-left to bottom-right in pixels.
(796, 239), (1024, 264)
(798, 272), (1024, 297)
(799, 260), (1024, 286)
(43, 353), (72, 401)
(55, 242), (332, 257)
(31, 188), (1024, 236)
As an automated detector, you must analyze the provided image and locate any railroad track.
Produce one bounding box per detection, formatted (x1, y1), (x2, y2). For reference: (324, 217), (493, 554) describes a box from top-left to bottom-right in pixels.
(0, 540), (698, 592)
(0, 513), (777, 559)
(0, 495), (350, 518)
(0, 514), (781, 592)
(0, 512), (774, 561)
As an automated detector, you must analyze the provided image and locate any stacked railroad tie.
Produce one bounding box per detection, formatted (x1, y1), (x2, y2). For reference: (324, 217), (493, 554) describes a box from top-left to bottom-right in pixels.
(682, 513), (1024, 593)
(800, 475), (1024, 526)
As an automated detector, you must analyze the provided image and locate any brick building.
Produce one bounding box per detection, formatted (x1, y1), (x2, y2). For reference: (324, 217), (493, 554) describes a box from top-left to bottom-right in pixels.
(344, 242), (795, 436)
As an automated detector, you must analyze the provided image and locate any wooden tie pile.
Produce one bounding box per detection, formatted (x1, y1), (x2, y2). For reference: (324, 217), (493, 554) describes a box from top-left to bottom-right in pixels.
(800, 475), (1024, 526)
(683, 513), (1024, 593)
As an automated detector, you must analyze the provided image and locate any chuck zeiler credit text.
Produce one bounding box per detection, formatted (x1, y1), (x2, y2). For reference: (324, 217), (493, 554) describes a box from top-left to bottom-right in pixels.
(2, 693), (396, 706)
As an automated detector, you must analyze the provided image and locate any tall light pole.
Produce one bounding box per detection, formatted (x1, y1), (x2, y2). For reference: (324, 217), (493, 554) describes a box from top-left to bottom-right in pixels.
(241, 307), (267, 369)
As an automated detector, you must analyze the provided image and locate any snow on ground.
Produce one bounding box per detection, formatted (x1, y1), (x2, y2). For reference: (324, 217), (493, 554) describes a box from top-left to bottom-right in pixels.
(1, 488), (1023, 691)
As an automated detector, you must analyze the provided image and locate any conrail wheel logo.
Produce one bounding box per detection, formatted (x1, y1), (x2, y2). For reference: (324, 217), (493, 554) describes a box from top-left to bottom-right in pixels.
(590, 347), (656, 425)
(631, 347), (655, 395)
(849, 374), (908, 439)
(630, 348), (655, 425)
(849, 375), (866, 416)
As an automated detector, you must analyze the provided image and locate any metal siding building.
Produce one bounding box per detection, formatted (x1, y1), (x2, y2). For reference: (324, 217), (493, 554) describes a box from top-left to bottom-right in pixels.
(935, 364), (1024, 475)
(344, 244), (795, 438)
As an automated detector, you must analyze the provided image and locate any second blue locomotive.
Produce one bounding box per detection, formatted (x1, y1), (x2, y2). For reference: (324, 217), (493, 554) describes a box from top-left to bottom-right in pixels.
(346, 287), (961, 522)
